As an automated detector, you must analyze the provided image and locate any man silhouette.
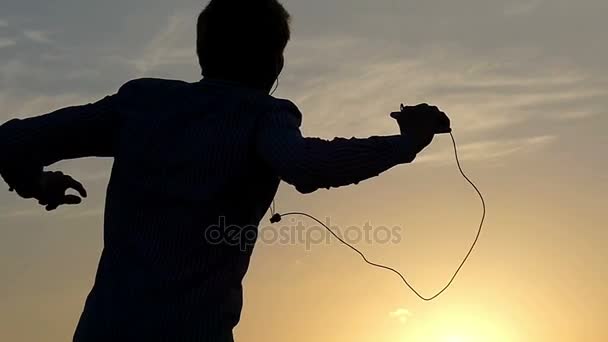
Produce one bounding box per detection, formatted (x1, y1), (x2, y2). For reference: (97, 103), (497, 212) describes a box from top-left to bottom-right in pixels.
(0, 0), (450, 341)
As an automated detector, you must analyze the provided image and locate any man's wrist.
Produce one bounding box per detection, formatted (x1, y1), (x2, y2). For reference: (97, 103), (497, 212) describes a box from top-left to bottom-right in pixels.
(0, 164), (44, 196)
(393, 135), (418, 164)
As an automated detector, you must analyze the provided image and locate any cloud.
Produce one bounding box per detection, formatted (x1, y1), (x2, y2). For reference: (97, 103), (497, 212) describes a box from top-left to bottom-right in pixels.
(416, 135), (556, 165)
(0, 19), (8, 27)
(0, 205), (103, 219)
(64, 208), (103, 219)
(0, 91), (93, 119)
(0, 59), (31, 81)
(23, 30), (53, 44)
(0, 37), (16, 49)
(77, 171), (110, 182)
(389, 308), (412, 324)
(127, 11), (197, 76)
(0, 208), (42, 219)
(282, 35), (604, 146)
(504, 0), (544, 16)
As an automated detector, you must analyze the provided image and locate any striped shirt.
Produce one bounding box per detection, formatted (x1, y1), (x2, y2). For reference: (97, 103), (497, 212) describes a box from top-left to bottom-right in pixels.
(0, 78), (417, 341)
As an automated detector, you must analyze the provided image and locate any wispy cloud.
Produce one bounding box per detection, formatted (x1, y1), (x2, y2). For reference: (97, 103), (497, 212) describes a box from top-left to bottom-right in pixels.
(280, 35), (604, 168)
(389, 308), (412, 324)
(0, 37), (16, 49)
(23, 30), (53, 44)
(65, 208), (103, 219)
(77, 171), (110, 182)
(504, 0), (544, 16)
(417, 135), (556, 165)
(0, 91), (92, 119)
(0, 208), (41, 219)
(128, 11), (196, 76)
(0, 206), (103, 219)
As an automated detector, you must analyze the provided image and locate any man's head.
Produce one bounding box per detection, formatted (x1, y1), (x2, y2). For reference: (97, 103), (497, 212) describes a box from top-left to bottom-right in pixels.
(197, 0), (291, 92)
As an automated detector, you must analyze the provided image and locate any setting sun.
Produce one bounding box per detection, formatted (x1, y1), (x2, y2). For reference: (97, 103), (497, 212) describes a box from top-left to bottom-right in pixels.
(443, 337), (467, 342)
(391, 307), (518, 342)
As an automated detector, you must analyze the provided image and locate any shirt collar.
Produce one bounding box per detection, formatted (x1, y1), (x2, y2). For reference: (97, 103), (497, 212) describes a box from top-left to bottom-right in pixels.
(198, 78), (270, 96)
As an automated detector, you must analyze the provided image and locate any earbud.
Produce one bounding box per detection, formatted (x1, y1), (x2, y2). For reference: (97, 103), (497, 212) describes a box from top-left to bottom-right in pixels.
(270, 213), (282, 223)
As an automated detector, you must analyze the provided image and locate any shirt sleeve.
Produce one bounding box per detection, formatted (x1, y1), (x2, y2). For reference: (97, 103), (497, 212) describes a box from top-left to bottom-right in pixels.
(0, 81), (131, 190)
(256, 99), (418, 194)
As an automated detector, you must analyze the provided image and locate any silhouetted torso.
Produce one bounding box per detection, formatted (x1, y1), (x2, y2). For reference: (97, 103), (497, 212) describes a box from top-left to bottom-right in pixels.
(74, 78), (280, 341)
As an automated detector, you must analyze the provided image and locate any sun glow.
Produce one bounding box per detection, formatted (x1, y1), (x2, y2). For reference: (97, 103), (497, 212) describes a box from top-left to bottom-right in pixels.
(444, 336), (467, 342)
(392, 307), (517, 342)
(439, 333), (492, 342)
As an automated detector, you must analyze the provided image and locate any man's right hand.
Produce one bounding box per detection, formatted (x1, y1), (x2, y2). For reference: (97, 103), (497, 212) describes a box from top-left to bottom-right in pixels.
(390, 103), (451, 154)
(7, 170), (87, 211)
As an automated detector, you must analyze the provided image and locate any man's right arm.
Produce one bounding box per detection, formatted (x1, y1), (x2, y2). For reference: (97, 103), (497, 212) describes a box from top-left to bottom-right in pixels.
(256, 100), (424, 194)
(0, 80), (139, 202)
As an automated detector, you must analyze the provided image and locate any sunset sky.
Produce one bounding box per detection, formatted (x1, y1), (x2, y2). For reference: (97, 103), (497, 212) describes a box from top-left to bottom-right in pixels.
(1, 0), (607, 341)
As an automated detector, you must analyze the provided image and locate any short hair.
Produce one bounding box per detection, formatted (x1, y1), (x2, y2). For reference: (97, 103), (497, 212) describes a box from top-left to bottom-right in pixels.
(197, 0), (291, 79)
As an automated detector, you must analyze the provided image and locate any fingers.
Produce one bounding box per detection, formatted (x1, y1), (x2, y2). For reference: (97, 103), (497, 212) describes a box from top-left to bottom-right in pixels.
(44, 195), (82, 211)
(45, 172), (87, 197)
(434, 107), (449, 124)
(62, 194), (83, 205)
(45, 202), (61, 211)
(437, 110), (451, 134)
(35, 171), (88, 211)
(436, 126), (453, 134)
(64, 176), (88, 198)
(41, 194), (84, 211)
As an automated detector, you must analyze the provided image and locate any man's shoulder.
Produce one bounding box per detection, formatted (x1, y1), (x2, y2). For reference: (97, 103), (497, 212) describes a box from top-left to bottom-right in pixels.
(260, 96), (302, 120)
(118, 78), (192, 95)
(249, 96), (303, 128)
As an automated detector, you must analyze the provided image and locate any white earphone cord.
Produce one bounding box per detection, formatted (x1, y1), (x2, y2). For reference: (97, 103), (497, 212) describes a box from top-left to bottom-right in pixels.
(270, 77), (280, 96)
(271, 132), (486, 301)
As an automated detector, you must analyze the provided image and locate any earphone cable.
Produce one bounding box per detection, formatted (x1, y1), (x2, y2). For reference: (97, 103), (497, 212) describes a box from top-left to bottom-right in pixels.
(272, 132), (486, 301)
(270, 77), (280, 96)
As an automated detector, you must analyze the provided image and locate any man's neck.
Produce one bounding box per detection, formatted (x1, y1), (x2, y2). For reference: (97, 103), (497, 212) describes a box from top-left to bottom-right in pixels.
(202, 76), (272, 94)
(200, 77), (272, 95)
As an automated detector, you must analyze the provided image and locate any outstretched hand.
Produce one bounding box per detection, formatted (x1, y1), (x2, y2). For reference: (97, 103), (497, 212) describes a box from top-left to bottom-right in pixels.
(391, 103), (451, 154)
(9, 171), (88, 211)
